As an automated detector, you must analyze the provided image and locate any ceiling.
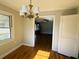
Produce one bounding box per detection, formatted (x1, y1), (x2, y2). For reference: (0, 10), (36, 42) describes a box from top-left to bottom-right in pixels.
(0, 0), (79, 12)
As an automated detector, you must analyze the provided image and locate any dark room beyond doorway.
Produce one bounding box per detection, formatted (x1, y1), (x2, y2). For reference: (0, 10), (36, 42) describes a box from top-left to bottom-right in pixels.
(35, 17), (53, 51)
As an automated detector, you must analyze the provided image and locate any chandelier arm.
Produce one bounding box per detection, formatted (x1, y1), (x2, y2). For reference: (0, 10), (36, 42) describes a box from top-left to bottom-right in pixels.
(20, 0), (39, 19)
(29, 0), (33, 15)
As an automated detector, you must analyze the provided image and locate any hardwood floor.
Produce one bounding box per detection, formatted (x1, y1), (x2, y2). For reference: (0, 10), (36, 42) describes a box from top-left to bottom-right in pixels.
(3, 45), (71, 59)
(35, 33), (52, 51)
(3, 34), (71, 59)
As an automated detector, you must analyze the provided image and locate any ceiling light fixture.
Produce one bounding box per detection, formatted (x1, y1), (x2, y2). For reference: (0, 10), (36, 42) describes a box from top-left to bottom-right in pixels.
(20, 0), (39, 18)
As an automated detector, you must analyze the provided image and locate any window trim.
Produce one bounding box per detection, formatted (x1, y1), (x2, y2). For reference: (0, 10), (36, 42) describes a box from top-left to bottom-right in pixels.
(0, 14), (12, 40)
(9, 16), (12, 39)
(0, 10), (15, 46)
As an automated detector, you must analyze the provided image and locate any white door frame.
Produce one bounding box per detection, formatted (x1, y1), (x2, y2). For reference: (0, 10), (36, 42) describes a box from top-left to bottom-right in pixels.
(34, 15), (56, 50)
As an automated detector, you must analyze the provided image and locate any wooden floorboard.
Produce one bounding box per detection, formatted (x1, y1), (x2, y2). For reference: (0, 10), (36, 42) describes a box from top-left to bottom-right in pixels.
(3, 34), (71, 59)
(3, 45), (71, 59)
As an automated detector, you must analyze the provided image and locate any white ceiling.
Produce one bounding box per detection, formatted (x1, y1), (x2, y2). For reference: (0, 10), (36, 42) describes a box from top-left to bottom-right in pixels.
(0, 0), (79, 12)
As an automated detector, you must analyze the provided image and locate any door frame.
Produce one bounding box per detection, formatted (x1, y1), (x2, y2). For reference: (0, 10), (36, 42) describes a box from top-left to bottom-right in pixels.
(34, 15), (56, 50)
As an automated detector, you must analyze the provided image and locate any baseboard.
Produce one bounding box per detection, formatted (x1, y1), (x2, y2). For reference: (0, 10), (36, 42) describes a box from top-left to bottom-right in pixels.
(0, 43), (23, 59)
(23, 43), (34, 47)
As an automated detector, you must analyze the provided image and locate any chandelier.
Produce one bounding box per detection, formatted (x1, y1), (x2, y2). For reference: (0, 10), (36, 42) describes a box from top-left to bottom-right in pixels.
(20, 0), (39, 18)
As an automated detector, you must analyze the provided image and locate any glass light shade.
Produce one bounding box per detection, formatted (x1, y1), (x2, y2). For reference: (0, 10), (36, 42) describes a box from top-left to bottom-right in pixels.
(33, 7), (39, 14)
(20, 5), (28, 13)
(20, 10), (25, 16)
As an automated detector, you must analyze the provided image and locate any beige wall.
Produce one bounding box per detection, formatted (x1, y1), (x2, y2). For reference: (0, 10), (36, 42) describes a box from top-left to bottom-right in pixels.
(0, 4), (24, 57)
(77, 9), (79, 54)
(24, 18), (35, 47)
(76, 14), (79, 58)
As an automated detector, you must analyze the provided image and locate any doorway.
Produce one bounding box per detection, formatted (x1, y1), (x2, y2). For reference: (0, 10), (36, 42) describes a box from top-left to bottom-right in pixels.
(35, 16), (53, 51)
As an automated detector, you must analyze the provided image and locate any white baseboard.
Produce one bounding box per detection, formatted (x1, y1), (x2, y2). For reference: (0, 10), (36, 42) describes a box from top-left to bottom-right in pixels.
(23, 43), (34, 47)
(0, 43), (23, 59)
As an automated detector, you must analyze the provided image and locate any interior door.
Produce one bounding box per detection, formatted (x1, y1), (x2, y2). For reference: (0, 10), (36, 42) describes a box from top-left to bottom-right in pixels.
(58, 14), (78, 58)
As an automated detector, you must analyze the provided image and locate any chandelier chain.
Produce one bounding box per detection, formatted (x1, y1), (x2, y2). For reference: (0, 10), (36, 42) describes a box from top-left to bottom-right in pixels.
(30, 0), (32, 5)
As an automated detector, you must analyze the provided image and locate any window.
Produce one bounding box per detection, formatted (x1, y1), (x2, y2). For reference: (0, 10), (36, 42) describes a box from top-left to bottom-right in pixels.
(0, 14), (12, 40)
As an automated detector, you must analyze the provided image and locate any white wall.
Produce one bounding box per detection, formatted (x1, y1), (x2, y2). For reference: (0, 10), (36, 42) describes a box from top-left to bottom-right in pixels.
(24, 18), (35, 47)
(0, 4), (24, 57)
(52, 15), (60, 51)
(58, 14), (78, 58)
